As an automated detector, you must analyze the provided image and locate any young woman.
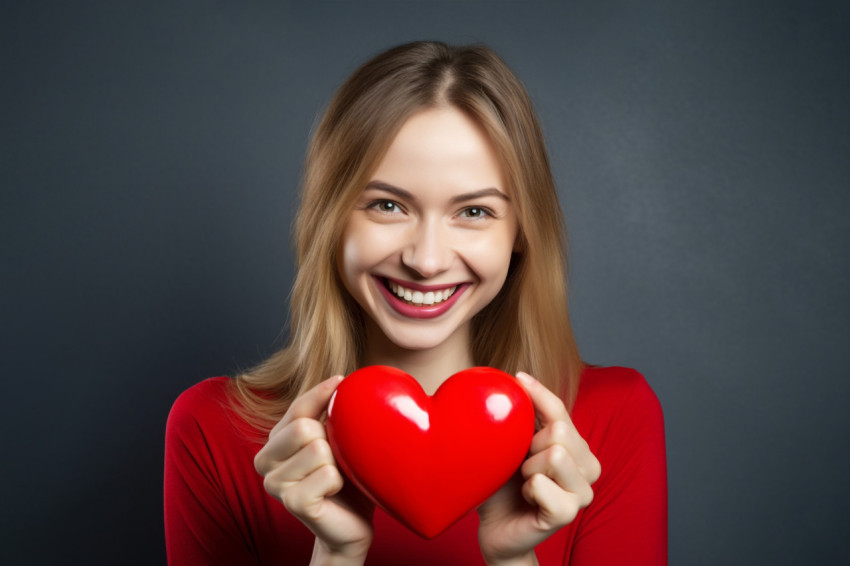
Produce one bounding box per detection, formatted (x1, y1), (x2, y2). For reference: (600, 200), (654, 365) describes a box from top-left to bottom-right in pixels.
(165, 41), (667, 565)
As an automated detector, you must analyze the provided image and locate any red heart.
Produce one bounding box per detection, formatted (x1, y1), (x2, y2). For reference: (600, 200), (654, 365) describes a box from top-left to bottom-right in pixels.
(326, 365), (535, 538)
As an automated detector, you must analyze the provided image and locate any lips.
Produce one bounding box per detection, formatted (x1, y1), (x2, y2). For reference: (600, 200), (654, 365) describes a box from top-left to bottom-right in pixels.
(387, 280), (458, 306)
(375, 276), (468, 319)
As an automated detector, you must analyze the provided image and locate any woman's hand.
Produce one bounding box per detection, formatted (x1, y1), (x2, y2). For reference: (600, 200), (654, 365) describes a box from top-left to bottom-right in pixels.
(254, 376), (375, 565)
(477, 372), (601, 566)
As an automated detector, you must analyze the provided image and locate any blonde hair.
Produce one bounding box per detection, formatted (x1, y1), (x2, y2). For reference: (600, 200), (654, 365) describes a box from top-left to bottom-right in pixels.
(233, 41), (582, 431)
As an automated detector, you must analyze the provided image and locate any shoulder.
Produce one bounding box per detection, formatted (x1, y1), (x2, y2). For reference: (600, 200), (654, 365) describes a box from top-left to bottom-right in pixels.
(571, 366), (665, 445)
(574, 365), (662, 415)
(165, 376), (251, 445)
(168, 376), (233, 425)
(571, 366), (667, 505)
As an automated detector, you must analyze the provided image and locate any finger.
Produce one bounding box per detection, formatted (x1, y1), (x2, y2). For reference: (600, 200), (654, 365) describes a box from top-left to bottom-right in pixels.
(522, 472), (593, 530)
(262, 436), (337, 490)
(255, 416), (328, 475)
(271, 375), (344, 435)
(255, 375), (343, 476)
(517, 372), (601, 484)
(528, 420), (600, 484)
(529, 418), (572, 455)
(280, 464), (345, 522)
(521, 443), (596, 494)
(521, 442), (571, 485)
(516, 372), (570, 428)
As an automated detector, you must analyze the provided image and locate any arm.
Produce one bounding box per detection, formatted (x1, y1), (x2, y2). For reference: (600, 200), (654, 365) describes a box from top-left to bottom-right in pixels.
(164, 387), (257, 564)
(569, 373), (668, 565)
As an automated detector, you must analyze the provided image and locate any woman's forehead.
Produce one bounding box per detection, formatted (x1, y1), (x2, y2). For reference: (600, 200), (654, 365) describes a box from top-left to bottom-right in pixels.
(368, 107), (505, 193)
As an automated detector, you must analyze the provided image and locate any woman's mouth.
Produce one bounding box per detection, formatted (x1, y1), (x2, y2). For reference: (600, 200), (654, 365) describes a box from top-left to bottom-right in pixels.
(387, 280), (458, 306)
(374, 276), (468, 319)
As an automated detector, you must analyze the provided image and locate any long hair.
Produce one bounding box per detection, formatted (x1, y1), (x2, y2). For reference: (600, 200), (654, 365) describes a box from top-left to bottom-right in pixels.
(233, 41), (582, 431)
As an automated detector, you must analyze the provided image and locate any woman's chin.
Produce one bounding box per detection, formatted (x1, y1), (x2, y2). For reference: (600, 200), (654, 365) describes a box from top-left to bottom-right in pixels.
(383, 333), (450, 352)
(374, 321), (463, 354)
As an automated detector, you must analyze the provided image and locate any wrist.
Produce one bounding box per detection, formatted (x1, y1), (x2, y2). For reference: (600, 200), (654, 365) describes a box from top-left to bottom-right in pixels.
(311, 538), (370, 566)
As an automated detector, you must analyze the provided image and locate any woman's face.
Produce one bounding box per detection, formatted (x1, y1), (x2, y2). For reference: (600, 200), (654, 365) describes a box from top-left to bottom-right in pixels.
(339, 106), (518, 352)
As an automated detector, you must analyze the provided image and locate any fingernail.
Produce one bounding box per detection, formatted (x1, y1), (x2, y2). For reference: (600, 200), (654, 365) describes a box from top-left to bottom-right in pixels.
(327, 375), (344, 387)
(516, 372), (534, 385)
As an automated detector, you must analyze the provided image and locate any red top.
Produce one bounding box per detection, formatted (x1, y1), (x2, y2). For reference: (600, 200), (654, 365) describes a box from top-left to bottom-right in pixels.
(164, 366), (667, 565)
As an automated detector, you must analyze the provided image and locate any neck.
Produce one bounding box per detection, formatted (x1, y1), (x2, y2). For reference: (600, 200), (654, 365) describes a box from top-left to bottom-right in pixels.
(362, 319), (475, 395)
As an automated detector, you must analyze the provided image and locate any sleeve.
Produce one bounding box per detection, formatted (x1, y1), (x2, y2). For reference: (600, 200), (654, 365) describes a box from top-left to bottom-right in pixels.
(570, 373), (668, 566)
(163, 385), (258, 565)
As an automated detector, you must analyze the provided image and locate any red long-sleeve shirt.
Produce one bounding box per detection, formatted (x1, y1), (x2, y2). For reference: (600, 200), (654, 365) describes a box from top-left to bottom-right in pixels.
(164, 366), (667, 564)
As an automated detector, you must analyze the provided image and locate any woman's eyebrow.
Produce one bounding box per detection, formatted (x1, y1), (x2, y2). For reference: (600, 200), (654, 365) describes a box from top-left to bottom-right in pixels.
(365, 181), (509, 204)
(364, 181), (415, 201)
(450, 188), (510, 204)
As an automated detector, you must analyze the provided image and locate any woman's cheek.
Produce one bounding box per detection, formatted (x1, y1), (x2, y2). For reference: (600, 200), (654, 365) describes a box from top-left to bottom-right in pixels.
(461, 230), (515, 278)
(341, 220), (400, 279)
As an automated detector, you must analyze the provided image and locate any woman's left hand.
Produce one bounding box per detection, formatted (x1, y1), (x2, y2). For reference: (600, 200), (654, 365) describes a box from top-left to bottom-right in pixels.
(477, 372), (601, 566)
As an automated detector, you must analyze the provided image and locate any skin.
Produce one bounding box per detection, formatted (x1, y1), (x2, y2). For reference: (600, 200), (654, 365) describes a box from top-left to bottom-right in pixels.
(254, 106), (601, 566)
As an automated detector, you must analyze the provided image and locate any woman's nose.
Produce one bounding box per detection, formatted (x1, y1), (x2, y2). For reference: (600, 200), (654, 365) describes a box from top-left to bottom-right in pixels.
(401, 219), (452, 278)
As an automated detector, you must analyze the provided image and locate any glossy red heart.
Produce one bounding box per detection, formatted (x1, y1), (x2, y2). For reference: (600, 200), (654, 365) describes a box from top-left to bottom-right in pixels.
(326, 365), (535, 538)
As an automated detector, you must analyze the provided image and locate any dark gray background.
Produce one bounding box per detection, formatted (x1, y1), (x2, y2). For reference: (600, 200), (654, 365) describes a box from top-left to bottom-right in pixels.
(2, 1), (848, 564)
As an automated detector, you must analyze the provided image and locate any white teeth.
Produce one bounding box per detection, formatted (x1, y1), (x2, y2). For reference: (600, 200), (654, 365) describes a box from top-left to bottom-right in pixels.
(387, 280), (458, 306)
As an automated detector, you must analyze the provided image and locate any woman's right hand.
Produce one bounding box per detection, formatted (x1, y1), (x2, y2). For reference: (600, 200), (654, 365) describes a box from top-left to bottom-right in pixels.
(254, 375), (375, 565)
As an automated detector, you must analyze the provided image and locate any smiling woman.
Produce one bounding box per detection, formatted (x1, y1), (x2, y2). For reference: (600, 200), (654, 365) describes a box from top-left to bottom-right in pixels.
(164, 41), (667, 565)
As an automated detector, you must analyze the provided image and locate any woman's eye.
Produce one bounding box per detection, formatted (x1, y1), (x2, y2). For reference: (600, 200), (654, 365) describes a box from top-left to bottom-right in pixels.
(459, 206), (492, 219)
(370, 200), (402, 214)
